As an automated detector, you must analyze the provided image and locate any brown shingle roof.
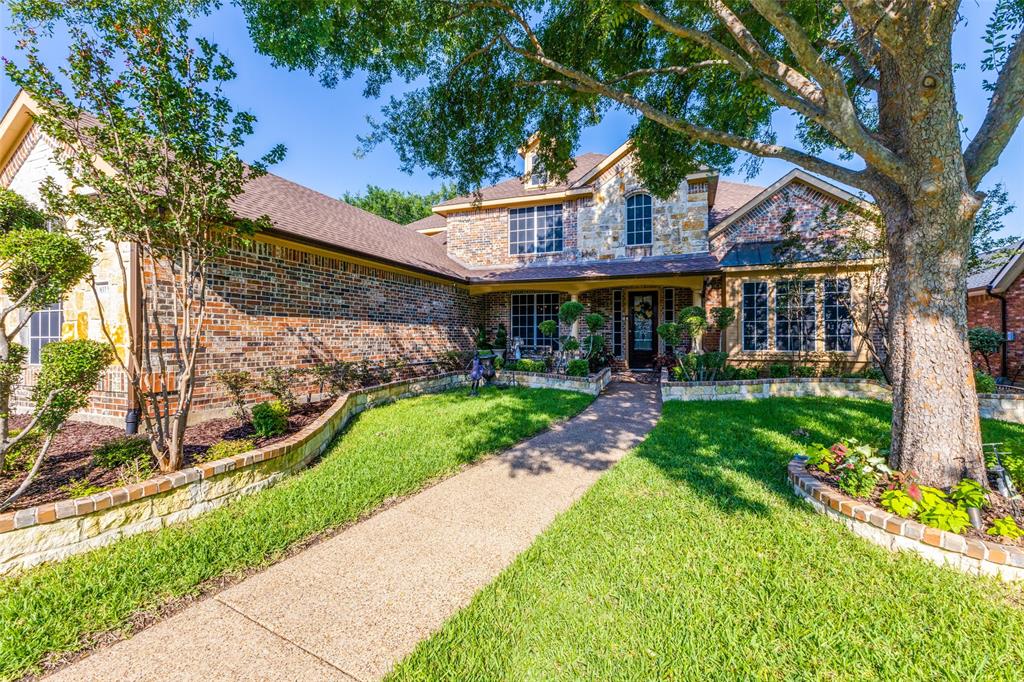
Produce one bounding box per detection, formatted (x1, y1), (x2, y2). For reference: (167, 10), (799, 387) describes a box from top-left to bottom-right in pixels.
(467, 253), (720, 284)
(437, 153), (607, 206)
(711, 180), (764, 225)
(231, 173), (467, 280)
(406, 213), (446, 231)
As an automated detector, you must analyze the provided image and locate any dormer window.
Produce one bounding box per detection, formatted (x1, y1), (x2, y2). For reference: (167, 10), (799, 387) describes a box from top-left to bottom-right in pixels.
(526, 153), (548, 187)
(626, 193), (653, 246)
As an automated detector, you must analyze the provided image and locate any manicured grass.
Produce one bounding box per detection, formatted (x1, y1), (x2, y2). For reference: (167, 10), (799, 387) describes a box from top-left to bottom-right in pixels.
(0, 386), (592, 680)
(390, 397), (1024, 681)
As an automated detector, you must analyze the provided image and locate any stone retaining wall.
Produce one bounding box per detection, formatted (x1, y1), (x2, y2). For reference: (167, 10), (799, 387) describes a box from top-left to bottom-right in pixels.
(0, 373), (470, 576)
(496, 367), (613, 396)
(978, 393), (1024, 423)
(660, 373), (891, 403)
(788, 457), (1024, 581)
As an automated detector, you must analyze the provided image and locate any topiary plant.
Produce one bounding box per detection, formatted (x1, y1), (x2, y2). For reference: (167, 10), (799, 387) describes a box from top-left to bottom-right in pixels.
(1, 339), (112, 510)
(968, 326), (1003, 375)
(710, 306), (736, 351)
(252, 400), (289, 438)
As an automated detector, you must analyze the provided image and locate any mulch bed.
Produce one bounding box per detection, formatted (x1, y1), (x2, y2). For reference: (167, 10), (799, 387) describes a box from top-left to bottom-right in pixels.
(0, 398), (334, 513)
(805, 465), (1024, 547)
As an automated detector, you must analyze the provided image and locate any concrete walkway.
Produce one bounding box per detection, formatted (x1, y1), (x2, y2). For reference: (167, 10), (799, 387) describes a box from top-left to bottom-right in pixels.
(48, 382), (661, 682)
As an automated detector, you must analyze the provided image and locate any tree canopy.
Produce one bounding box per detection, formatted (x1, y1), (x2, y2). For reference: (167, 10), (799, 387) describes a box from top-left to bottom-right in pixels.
(342, 184), (457, 224)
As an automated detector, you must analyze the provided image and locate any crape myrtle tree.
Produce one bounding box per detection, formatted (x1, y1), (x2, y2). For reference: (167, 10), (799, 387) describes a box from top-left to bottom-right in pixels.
(6, 0), (285, 472)
(243, 0), (1024, 487)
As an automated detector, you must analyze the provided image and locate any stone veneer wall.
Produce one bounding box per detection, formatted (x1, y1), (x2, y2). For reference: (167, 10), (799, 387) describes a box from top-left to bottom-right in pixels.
(0, 373), (470, 575)
(496, 367), (612, 396)
(977, 393), (1024, 423)
(789, 457), (1024, 582)
(660, 374), (892, 403)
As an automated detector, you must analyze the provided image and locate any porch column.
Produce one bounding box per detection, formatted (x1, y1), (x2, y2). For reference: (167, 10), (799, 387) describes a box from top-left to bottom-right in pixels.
(569, 293), (580, 338)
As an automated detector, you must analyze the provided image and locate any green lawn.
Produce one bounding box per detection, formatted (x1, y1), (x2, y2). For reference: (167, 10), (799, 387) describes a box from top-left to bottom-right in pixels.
(0, 386), (592, 681)
(390, 397), (1024, 681)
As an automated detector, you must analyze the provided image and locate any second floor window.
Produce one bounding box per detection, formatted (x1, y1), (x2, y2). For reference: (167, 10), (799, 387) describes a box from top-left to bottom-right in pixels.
(29, 302), (63, 364)
(775, 280), (816, 352)
(626, 193), (652, 246)
(509, 204), (563, 254)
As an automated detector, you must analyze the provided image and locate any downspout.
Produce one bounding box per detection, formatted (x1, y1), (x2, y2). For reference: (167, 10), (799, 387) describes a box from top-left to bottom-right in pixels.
(986, 284), (1009, 381)
(125, 241), (141, 434)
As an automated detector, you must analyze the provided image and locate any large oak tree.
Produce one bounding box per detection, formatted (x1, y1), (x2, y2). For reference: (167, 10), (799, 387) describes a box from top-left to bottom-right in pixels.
(244, 0), (1023, 487)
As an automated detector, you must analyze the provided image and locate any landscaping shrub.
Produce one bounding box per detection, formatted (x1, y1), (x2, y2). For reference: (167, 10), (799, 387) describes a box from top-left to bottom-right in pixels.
(493, 356), (504, 371)
(115, 458), (154, 486)
(60, 477), (104, 499)
(769, 363), (791, 378)
(974, 370), (997, 394)
(730, 366), (760, 380)
(310, 361), (353, 397)
(260, 368), (298, 412)
(794, 365), (817, 378)
(437, 350), (470, 372)
(200, 438), (256, 463)
(566, 359), (589, 377)
(513, 359), (547, 373)
(214, 370), (253, 420)
(969, 326), (1004, 375)
(93, 436), (151, 470)
(252, 400), (289, 438)
(2, 428), (40, 473)
(847, 366), (886, 382)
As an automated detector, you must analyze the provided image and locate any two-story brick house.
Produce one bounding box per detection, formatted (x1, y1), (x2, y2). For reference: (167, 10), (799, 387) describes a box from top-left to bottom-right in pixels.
(434, 138), (879, 372)
(0, 90), (877, 430)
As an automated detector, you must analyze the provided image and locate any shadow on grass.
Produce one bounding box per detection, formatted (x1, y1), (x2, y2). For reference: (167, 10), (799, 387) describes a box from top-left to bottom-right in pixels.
(633, 397), (895, 517)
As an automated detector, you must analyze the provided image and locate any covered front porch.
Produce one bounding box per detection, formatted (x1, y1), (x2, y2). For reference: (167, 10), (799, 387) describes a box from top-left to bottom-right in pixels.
(470, 275), (712, 370)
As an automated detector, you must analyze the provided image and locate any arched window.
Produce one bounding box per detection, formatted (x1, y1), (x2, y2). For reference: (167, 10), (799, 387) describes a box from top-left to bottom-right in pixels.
(626, 193), (652, 246)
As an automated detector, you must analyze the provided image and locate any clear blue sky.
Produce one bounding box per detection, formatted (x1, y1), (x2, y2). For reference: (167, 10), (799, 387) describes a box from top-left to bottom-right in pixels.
(1, 1), (1021, 234)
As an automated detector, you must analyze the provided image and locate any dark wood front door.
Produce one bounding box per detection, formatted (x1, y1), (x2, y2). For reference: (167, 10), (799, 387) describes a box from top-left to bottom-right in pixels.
(628, 291), (658, 369)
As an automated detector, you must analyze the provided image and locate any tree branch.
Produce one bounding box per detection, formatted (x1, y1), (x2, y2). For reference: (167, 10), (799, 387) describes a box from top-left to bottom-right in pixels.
(964, 31), (1024, 189)
(605, 60), (729, 84)
(505, 38), (871, 190)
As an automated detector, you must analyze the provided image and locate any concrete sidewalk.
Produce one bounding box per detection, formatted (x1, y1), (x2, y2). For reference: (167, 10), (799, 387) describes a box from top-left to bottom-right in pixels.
(48, 382), (661, 682)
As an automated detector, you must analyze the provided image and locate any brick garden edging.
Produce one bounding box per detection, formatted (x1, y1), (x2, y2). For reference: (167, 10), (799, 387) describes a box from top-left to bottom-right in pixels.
(497, 367), (612, 396)
(660, 373), (891, 403)
(0, 372), (474, 576)
(788, 457), (1024, 582)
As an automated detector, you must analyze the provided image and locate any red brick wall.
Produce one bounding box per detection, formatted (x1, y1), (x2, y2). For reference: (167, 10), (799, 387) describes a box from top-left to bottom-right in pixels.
(710, 181), (848, 259)
(968, 278), (1024, 381)
(139, 238), (479, 420)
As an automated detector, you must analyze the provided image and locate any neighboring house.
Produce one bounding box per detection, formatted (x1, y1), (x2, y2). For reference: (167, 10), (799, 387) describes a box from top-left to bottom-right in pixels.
(968, 241), (1024, 381)
(0, 91), (878, 430)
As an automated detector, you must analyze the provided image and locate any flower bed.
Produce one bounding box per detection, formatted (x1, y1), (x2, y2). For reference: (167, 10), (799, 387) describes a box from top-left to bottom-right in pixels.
(789, 456), (1024, 581)
(0, 372), (468, 575)
(0, 399), (334, 512)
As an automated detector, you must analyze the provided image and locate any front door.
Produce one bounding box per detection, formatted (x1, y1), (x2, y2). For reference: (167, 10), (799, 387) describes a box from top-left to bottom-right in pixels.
(628, 291), (658, 369)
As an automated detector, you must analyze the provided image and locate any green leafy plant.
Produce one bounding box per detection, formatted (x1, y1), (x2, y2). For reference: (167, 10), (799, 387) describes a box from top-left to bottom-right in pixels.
(974, 370), (997, 394)
(512, 359), (547, 373)
(493, 356), (504, 371)
(918, 498), (972, 534)
(794, 365), (817, 378)
(558, 300), (585, 328)
(215, 370), (254, 420)
(833, 439), (891, 498)
(60, 477), (104, 499)
(538, 319), (558, 340)
(839, 468), (877, 498)
(2, 428), (40, 474)
(309, 361), (353, 398)
(93, 437), (151, 471)
(950, 478), (989, 509)
(566, 359), (589, 377)
(493, 324), (508, 351)
(115, 458), (155, 487)
(988, 516), (1024, 539)
(969, 326), (1004, 375)
(563, 338), (581, 353)
(474, 324), (491, 350)
(260, 368), (298, 412)
(805, 443), (839, 473)
(881, 489), (919, 518)
(200, 438), (256, 464)
(710, 306), (736, 352)
(769, 363), (791, 378)
(251, 401), (289, 439)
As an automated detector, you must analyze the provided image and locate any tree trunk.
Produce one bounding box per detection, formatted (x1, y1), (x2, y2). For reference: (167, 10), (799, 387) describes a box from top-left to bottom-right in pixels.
(881, 195), (986, 487)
